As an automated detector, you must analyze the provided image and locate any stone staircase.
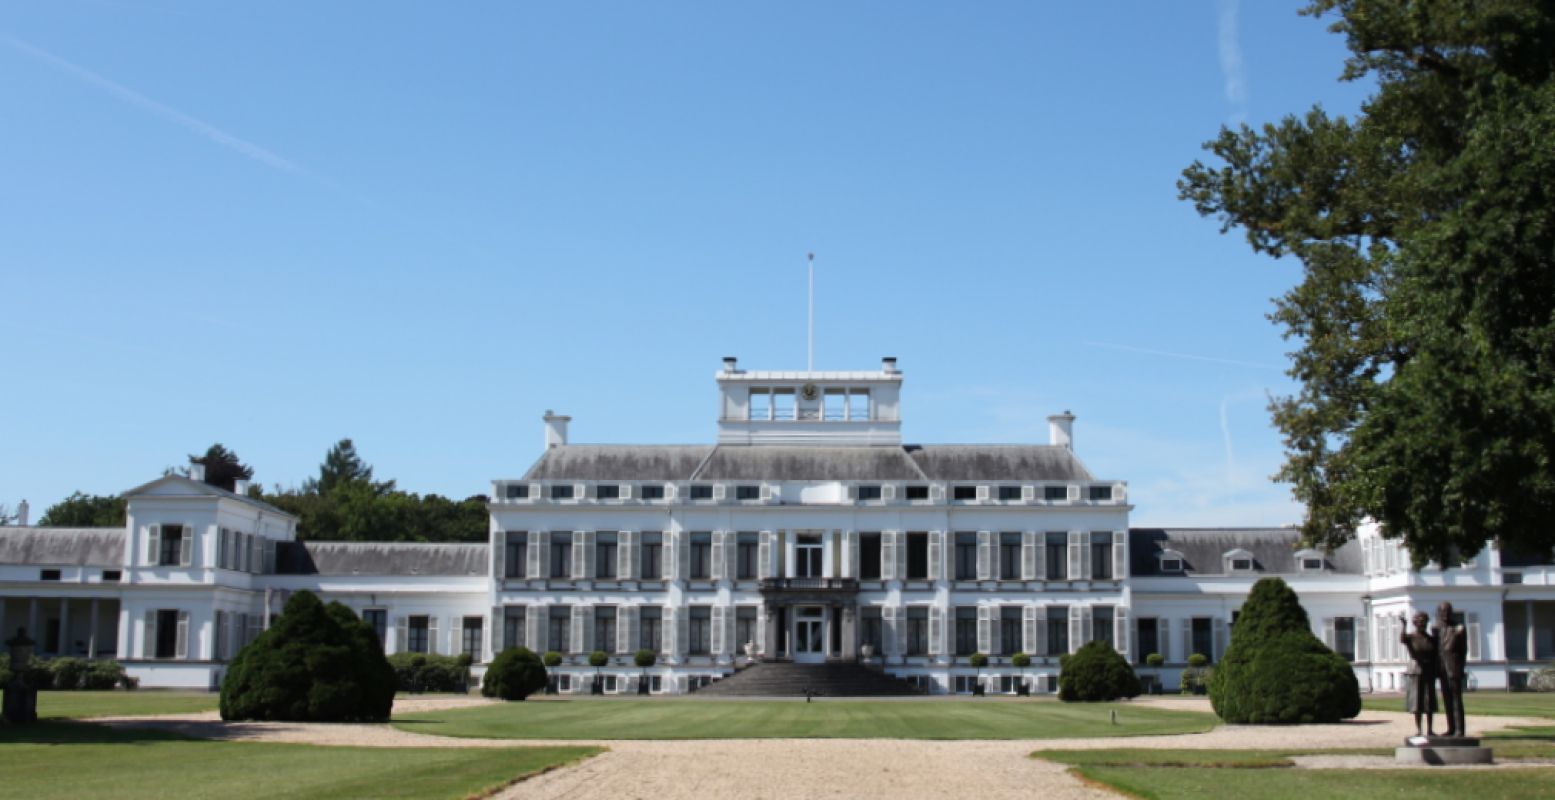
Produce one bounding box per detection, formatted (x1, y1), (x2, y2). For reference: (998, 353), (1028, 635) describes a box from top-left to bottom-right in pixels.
(692, 662), (924, 697)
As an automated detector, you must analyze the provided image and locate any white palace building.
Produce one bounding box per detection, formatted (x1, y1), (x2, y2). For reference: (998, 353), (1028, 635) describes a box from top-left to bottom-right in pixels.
(2, 357), (1552, 694)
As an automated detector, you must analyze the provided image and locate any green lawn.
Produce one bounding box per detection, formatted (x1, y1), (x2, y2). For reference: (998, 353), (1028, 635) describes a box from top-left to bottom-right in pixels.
(38, 690), (219, 719)
(394, 697), (1217, 740)
(0, 722), (598, 800)
(1362, 691), (1555, 719)
(1036, 749), (1555, 800)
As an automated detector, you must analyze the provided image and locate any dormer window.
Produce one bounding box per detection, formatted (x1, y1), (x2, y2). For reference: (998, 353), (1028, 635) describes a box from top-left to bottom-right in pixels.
(1161, 558), (1184, 573)
(953, 485), (978, 501)
(1295, 549), (1325, 572)
(504, 484), (529, 500)
(1224, 549), (1256, 573)
(906, 485), (929, 500)
(689, 485), (714, 500)
(1088, 485), (1113, 501)
(595, 484), (620, 500)
(735, 485), (760, 501)
(857, 485), (882, 501)
(549, 485), (574, 500)
(749, 389), (771, 420)
(998, 486), (1022, 501)
(1232, 558), (1254, 571)
(640, 485), (666, 500)
(1044, 485), (1068, 501)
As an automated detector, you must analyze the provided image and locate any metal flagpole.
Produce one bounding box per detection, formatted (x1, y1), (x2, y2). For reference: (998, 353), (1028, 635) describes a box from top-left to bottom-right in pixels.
(807, 252), (814, 371)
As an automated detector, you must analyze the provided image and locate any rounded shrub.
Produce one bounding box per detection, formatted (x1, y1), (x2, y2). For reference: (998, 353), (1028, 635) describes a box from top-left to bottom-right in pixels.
(81, 660), (130, 691)
(220, 590), (396, 722)
(482, 647), (548, 701)
(1208, 577), (1361, 724)
(1145, 652), (1165, 667)
(1187, 653), (1209, 667)
(1059, 639), (1140, 702)
(48, 657), (90, 690)
(588, 650), (609, 668)
(968, 652), (988, 669)
(388, 652), (470, 693)
(543, 651), (563, 667)
(634, 649), (657, 668)
(1011, 652), (1032, 669)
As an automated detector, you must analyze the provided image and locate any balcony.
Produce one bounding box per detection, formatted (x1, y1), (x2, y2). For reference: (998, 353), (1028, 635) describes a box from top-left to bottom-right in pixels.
(759, 577), (859, 594)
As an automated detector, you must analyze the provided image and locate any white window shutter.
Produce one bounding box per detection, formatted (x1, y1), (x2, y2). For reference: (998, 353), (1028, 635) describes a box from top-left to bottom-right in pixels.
(711, 532), (726, 580)
(1467, 614), (1481, 661)
(620, 530), (637, 580)
(1179, 618), (1192, 662)
(527, 605), (546, 653)
(931, 483), (945, 501)
(758, 531), (773, 578)
(1022, 532), (1038, 580)
(1035, 610), (1049, 657)
(572, 606), (589, 654)
(180, 527), (194, 567)
(927, 532), (941, 581)
(1322, 618), (1335, 648)
(572, 531), (588, 579)
(143, 610), (158, 658)
(845, 531), (859, 579)
(618, 605), (637, 655)
(674, 606), (689, 659)
(1355, 616), (1369, 661)
(711, 606), (725, 655)
(897, 531), (909, 579)
(1213, 617), (1228, 661)
(251, 536), (262, 574)
(713, 483), (726, 501)
(676, 531), (691, 582)
(976, 485), (989, 501)
(147, 525), (161, 565)
(1068, 606), (1083, 654)
(1023, 605), (1038, 655)
(1067, 532), (1084, 580)
(977, 531), (992, 580)
(724, 533), (738, 580)
(175, 610), (189, 659)
(977, 606), (991, 655)
(426, 617), (440, 655)
(1112, 531), (1128, 579)
(880, 532), (896, 580)
(928, 606), (944, 656)
(1114, 606), (1130, 660)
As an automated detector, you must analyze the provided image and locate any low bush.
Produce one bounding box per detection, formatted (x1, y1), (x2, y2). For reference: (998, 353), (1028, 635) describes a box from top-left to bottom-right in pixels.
(1145, 652), (1165, 667)
(1059, 640), (1140, 702)
(543, 651), (563, 667)
(1529, 663), (1555, 692)
(0, 654), (132, 690)
(588, 650), (609, 668)
(48, 657), (90, 691)
(1012, 652), (1032, 669)
(388, 652), (472, 693)
(1187, 653), (1209, 667)
(482, 647), (548, 701)
(634, 649), (657, 668)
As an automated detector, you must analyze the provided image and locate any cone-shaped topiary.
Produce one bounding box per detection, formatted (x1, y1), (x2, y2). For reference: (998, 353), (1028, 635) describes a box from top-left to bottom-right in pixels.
(1208, 577), (1361, 724)
(1059, 640), (1140, 702)
(220, 590), (396, 722)
(482, 647), (548, 701)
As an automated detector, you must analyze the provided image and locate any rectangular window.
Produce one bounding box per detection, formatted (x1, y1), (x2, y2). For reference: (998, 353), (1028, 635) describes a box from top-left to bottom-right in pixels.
(40, 569), (60, 581)
(856, 485), (882, 501)
(861, 607), (884, 653)
(640, 607), (663, 651)
(504, 531), (527, 578)
(1000, 533), (1021, 580)
(689, 485), (714, 500)
(1230, 557), (1253, 571)
(690, 532), (713, 579)
(1000, 606), (1021, 656)
(408, 616), (430, 654)
(953, 485), (978, 501)
(1160, 557), (1184, 572)
(1044, 485), (1068, 501)
(955, 606), (978, 656)
(504, 483), (529, 499)
(1301, 557), (1324, 571)
(773, 389), (795, 420)
(824, 388), (846, 421)
(998, 486), (1022, 501)
(905, 485), (929, 500)
(749, 389), (771, 420)
(595, 484), (620, 500)
(1091, 532), (1113, 579)
(954, 532), (978, 580)
(1334, 617), (1356, 661)
(795, 534), (823, 578)
(1092, 606), (1114, 645)
(640, 484), (665, 500)
(155, 608), (179, 659)
(462, 617), (483, 658)
(549, 606), (571, 653)
(363, 609), (388, 649)
(596, 532), (618, 579)
(1089, 485), (1113, 501)
(550, 532), (573, 578)
(906, 532), (930, 580)
(688, 606), (711, 655)
(736, 606), (759, 651)
(502, 607), (524, 652)
(102, 570), (121, 582)
(859, 533), (882, 580)
(847, 389), (869, 420)
(1047, 606), (1069, 655)
(737, 533), (758, 579)
(735, 485), (760, 501)
(594, 607), (616, 654)
(1136, 617), (1159, 664)
(1191, 617), (1215, 663)
(159, 525), (184, 566)
(954, 675), (979, 694)
(549, 484), (574, 500)
(641, 532), (663, 580)
(1045, 532), (1067, 580)
(907, 607), (929, 656)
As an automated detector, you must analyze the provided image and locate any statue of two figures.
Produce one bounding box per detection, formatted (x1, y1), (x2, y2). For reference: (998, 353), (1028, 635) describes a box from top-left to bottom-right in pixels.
(1398, 602), (1469, 742)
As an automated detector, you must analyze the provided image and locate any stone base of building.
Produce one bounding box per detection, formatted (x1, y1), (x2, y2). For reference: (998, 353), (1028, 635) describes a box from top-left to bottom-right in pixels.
(1395, 737), (1492, 765)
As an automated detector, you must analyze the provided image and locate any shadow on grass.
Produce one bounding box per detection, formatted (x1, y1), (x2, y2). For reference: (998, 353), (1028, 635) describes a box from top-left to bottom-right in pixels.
(0, 720), (191, 746)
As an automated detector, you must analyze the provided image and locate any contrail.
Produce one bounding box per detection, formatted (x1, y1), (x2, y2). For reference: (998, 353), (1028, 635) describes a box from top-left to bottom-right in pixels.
(1083, 341), (1284, 371)
(1217, 0), (1247, 124)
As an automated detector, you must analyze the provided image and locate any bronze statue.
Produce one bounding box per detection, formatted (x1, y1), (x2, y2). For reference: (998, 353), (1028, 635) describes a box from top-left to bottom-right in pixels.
(1435, 602), (1468, 737)
(1399, 611), (1438, 737)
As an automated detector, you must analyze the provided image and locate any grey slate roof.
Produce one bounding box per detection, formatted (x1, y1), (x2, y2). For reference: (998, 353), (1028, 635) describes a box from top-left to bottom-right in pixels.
(1129, 528), (1363, 576)
(518, 444), (1094, 483)
(275, 541), (487, 577)
(121, 474), (296, 519)
(0, 528), (125, 567)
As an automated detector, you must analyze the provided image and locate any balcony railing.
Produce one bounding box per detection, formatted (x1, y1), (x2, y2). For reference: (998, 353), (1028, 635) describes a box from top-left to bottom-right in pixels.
(759, 577), (859, 592)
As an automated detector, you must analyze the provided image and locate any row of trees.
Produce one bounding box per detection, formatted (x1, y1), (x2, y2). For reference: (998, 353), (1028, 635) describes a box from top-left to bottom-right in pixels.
(35, 440), (487, 543)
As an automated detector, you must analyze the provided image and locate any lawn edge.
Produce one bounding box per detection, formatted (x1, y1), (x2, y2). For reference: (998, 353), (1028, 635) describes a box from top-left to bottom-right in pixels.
(464, 746), (606, 800)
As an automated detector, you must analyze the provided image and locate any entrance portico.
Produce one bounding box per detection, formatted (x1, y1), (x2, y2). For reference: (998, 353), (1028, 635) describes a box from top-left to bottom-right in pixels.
(759, 577), (858, 662)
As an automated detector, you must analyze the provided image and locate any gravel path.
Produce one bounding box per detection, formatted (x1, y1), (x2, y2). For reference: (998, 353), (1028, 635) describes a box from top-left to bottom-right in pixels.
(94, 696), (1552, 799)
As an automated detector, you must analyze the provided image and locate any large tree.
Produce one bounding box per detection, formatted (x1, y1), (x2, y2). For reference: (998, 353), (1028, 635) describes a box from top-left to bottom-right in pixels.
(189, 443), (255, 493)
(1179, 1), (1555, 564)
(304, 438), (394, 496)
(37, 492), (127, 527)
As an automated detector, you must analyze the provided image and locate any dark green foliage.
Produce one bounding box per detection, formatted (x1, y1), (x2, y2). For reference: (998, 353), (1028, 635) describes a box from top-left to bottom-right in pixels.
(482, 647), (548, 701)
(633, 649), (656, 668)
(387, 652), (472, 693)
(220, 590), (396, 722)
(969, 653), (988, 669)
(1209, 578), (1361, 724)
(1186, 653), (1209, 668)
(588, 651), (609, 668)
(1145, 653), (1165, 667)
(46, 658), (88, 690)
(0, 655), (130, 691)
(37, 492), (126, 527)
(258, 482), (488, 543)
(1059, 640), (1141, 702)
(188, 444), (254, 492)
(542, 651), (563, 667)
(1179, 1), (1555, 563)
(304, 438), (395, 496)
(1012, 652), (1032, 669)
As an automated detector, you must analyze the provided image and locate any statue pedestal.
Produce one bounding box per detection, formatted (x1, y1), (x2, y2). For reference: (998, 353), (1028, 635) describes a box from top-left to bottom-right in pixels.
(1394, 736), (1492, 765)
(2, 685), (38, 724)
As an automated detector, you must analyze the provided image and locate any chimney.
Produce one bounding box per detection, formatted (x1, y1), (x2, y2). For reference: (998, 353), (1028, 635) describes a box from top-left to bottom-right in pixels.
(722, 356), (738, 373)
(189, 463), (207, 483)
(1048, 411), (1075, 450)
(882, 356), (899, 374)
(234, 479), (251, 496)
(16, 499), (28, 526)
(543, 410), (571, 450)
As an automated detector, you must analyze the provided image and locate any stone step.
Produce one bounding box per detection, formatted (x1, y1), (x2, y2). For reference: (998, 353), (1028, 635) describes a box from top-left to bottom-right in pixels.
(693, 662), (924, 697)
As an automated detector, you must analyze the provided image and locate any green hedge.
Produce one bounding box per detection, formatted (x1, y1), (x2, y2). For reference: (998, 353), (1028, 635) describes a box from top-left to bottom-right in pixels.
(0, 654), (135, 690)
(1208, 577), (1361, 724)
(1059, 640), (1140, 702)
(482, 647), (548, 701)
(388, 652), (472, 693)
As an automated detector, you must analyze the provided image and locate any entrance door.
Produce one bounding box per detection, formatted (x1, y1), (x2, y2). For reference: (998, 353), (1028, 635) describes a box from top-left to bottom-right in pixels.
(793, 607), (826, 663)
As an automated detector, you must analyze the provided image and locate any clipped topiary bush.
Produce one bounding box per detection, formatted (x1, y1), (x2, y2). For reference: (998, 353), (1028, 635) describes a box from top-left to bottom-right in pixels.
(1145, 652), (1165, 667)
(1208, 577), (1361, 724)
(634, 649), (657, 668)
(1059, 640), (1140, 702)
(388, 652), (472, 693)
(543, 651), (563, 667)
(220, 590), (396, 722)
(1011, 652), (1031, 669)
(482, 647), (548, 701)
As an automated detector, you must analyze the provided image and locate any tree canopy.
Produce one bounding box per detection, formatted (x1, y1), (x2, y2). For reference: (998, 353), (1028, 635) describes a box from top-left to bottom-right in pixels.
(37, 492), (126, 527)
(189, 444), (254, 493)
(1208, 578), (1360, 724)
(303, 438), (394, 496)
(1178, 1), (1555, 563)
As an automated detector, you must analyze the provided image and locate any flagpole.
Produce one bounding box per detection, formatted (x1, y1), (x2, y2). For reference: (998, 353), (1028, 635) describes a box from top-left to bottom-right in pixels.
(807, 252), (814, 371)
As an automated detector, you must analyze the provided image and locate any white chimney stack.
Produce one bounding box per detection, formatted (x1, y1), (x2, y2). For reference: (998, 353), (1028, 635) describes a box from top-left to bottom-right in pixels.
(882, 356), (899, 374)
(189, 463), (207, 482)
(1048, 411), (1075, 450)
(234, 479), (251, 496)
(723, 356), (738, 373)
(543, 410), (571, 450)
(16, 499), (28, 526)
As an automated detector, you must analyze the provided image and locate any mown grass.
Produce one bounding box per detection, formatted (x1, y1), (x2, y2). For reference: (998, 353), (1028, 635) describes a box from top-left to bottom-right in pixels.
(1361, 691), (1555, 719)
(0, 721), (598, 800)
(37, 690), (219, 719)
(394, 697), (1217, 740)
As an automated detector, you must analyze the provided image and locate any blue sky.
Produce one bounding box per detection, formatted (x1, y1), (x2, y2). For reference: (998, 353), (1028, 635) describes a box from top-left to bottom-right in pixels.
(0, 2), (1372, 526)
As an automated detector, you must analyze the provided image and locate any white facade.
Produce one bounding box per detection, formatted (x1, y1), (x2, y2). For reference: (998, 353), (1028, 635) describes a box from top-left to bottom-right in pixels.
(2, 357), (1553, 693)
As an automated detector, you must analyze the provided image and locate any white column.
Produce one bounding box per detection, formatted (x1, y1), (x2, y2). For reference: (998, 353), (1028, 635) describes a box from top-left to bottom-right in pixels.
(88, 599), (100, 659)
(1528, 600), (1536, 662)
(59, 598), (71, 655)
